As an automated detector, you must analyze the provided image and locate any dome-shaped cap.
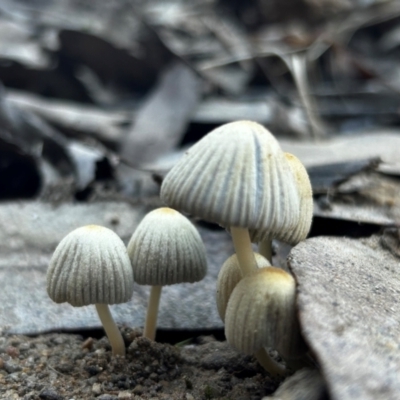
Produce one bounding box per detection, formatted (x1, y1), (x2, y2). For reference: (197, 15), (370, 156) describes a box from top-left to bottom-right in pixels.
(216, 253), (270, 322)
(127, 207), (207, 285)
(250, 153), (313, 244)
(47, 225), (134, 307)
(225, 267), (302, 357)
(160, 121), (300, 231)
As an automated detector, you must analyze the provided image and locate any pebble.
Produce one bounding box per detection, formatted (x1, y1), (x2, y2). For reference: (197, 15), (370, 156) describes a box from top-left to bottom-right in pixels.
(118, 391), (132, 399)
(39, 387), (64, 400)
(92, 382), (102, 395)
(132, 385), (143, 394)
(97, 395), (117, 400)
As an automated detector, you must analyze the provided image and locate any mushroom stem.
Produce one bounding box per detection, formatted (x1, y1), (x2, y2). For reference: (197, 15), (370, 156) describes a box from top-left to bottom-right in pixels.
(143, 285), (162, 341)
(258, 239), (272, 263)
(230, 227), (257, 276)
(95, 303), (125, 356)
(255, 348), (286, 377)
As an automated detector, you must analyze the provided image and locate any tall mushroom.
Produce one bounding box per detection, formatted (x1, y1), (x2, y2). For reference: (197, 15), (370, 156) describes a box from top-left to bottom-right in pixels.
(47, 225), (134, 356)
(127, 207), (207, 341)
(161, 120), (300, 276)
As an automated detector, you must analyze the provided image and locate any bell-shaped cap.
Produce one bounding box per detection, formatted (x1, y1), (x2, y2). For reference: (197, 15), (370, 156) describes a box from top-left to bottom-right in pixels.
(127, 207), (207, 285)
(216, 253), (270, 322)
(250, 153), (313, 244)
(225, 267), (304, 358)
(160, 121), (300, 231)
(47, 225), (134, 307)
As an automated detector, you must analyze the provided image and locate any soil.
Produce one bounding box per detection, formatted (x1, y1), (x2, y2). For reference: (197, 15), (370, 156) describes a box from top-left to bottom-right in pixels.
(0, 328), (283, 400)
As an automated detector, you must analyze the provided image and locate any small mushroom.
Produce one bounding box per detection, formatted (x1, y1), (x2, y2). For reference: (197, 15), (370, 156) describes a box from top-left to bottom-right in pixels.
(47, 225), (134, 356)
(216, 252), (271, 322)
(127, 207), (207, 341)
(161, 120), (300, 276)
(225, 267), (306, 375)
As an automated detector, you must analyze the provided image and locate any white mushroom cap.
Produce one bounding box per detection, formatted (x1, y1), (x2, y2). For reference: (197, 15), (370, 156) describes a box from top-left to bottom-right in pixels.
(225, 267), (303, 358)
(127, 207), (207, 285)
(250, 153), (313, 244)
(160, 121), (300, 231)
(216, 253), (270, 322)
(280, 153), (313, 244)
(47, 225), (134, 307)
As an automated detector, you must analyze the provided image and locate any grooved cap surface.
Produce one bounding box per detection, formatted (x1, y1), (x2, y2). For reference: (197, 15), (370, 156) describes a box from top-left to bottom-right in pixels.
(250, 152), (313, 244)
(225, 267), (299, 356)
(160, 121), (300, 230)
(47, 225), (134, 307)
(127, 207), (207, 285)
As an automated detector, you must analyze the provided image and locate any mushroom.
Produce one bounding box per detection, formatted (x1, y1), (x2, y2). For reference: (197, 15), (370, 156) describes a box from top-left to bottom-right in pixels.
(225, 267), (306, 374)
(251, 152), (313, 261)
(127, 207), (207, 341)
(216, 252), (271, 322)
(161, 120), (300, 276)
(47, 225), (134, 356)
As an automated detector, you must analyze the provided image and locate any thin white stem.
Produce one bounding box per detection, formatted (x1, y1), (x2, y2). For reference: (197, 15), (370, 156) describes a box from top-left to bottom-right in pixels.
(230, 227), (257, 277)
(255, 347), (286, 377)
(143, 285), (163, 341)
(258, 239), (272, 264)
(95, 303), (125, 356)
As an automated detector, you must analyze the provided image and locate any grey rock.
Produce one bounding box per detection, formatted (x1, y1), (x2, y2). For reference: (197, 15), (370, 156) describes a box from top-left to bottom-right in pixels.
(39, 388), (64, 400)
(97, 395), (117, 400)
(4, 361), (22, 373)
(262, 368), (327, 400)
(0, 201), (233, 334)
(289, 236), (400, 400)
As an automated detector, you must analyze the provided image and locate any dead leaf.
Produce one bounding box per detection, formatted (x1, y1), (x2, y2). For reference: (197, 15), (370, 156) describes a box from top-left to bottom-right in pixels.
(120, 61), (201, 167)
(289, 235), (400, 400)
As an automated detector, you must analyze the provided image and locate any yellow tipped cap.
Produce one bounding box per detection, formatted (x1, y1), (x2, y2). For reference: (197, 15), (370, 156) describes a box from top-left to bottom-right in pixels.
(127, 207), (207, 285)
(250, 152), (313, 245)
(224, 267), (301, 357)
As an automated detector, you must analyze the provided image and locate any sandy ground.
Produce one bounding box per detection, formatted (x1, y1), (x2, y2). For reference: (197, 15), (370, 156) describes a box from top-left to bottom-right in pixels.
(0, 327), (283, 400)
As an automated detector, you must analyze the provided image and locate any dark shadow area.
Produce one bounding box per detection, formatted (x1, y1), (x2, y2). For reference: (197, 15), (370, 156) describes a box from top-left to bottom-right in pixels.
(28, 327), (226, 345)
(309, 216), (381, 238)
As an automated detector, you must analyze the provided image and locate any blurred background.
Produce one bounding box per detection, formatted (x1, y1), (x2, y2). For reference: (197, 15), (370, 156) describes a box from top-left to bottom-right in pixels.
(1, 0), (400, 335)
(1, 3), (400, 398)
(1, 0), (400, 203)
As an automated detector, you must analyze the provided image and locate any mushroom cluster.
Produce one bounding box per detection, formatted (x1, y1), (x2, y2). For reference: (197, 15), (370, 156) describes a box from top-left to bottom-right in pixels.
(45, 119), (312, 373)
(161, 120), (313, 375)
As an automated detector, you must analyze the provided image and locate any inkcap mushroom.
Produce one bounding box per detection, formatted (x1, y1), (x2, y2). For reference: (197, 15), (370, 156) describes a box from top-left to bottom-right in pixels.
(161, 120), (300, 276)
(47, 225), (134, 356)
(127, 207), (207, 341)
(216, 252), (271, 322)
(225, 267), (306, 375)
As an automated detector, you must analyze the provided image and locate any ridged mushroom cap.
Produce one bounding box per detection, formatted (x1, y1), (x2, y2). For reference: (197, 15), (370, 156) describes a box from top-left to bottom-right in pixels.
(160, 121), (300, 231)
(225, 267), (303, 358)
(47, 225), (134, 307)
(127, 207), (207, 285)
(250, 153), (313, 244)
(216, 253), (270, 322)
